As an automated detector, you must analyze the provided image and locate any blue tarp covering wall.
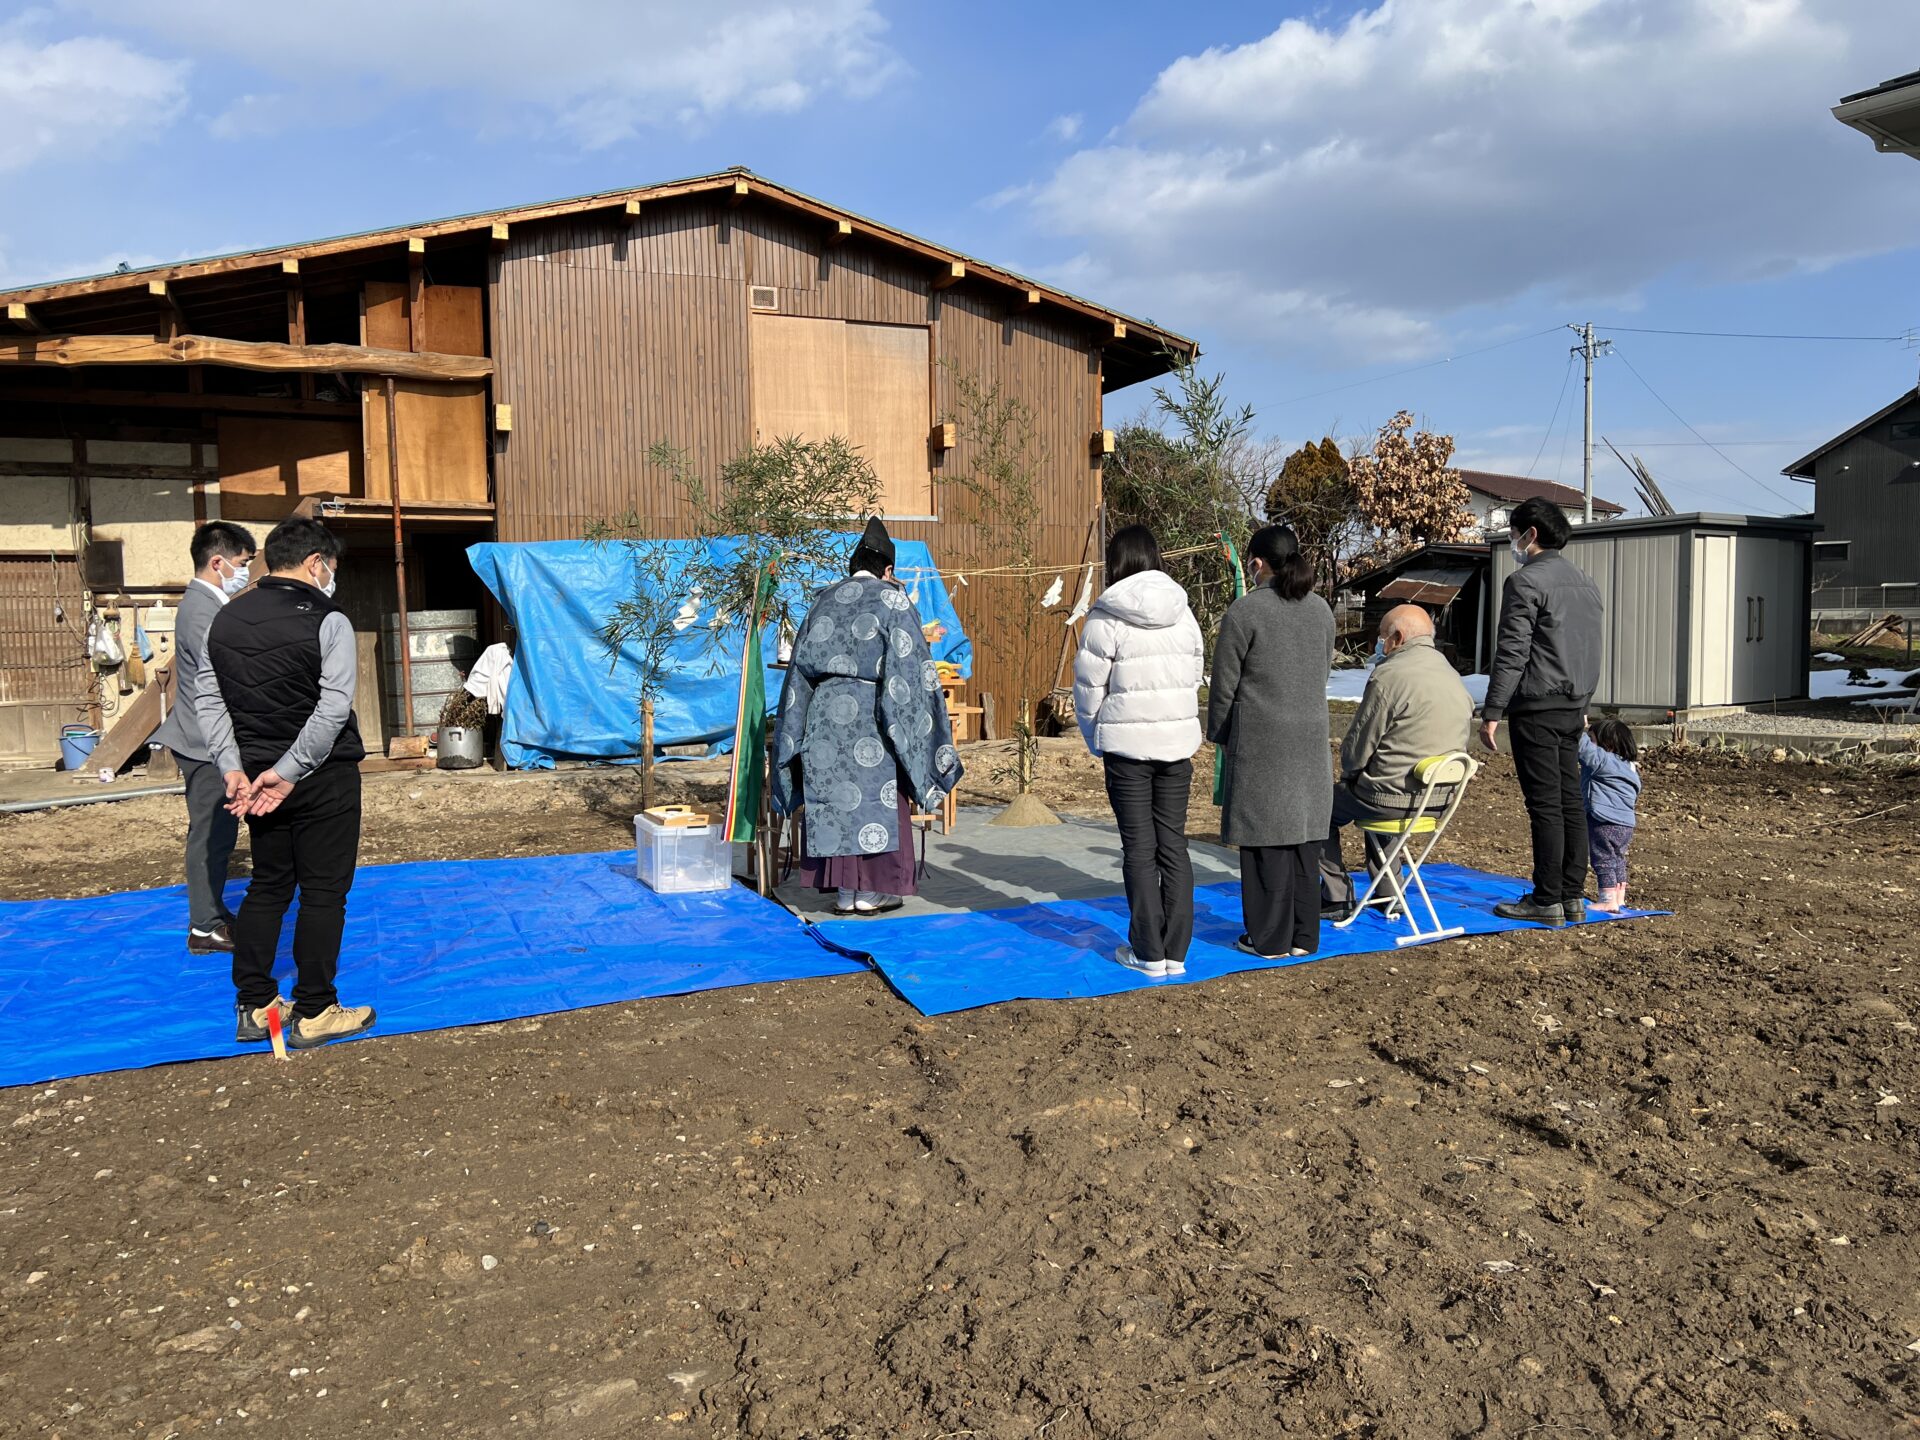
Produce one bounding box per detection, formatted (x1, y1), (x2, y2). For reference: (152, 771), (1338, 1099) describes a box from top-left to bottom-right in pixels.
(0, 852), (868, 1089)
(467, 537), (970, 770)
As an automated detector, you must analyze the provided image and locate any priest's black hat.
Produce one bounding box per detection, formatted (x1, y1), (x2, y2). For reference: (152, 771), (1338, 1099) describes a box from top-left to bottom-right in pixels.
(850, 514), (895, 573)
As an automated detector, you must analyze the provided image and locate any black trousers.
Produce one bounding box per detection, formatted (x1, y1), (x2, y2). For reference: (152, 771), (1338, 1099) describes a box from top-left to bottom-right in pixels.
(1241, 842), (1321, 955)
(1508, 708), (1588, 905)
(232, 762), (362, 1018)
(1320, 783), (1412, 907)
(1103, 755), (1194, 964)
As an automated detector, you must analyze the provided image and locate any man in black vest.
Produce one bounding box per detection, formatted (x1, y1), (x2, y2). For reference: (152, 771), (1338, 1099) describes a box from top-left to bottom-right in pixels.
(198, 517), (375, 1050)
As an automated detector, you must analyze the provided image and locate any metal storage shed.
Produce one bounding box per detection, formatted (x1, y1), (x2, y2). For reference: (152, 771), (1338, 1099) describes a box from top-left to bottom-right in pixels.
(1484, 513), (1816, 716)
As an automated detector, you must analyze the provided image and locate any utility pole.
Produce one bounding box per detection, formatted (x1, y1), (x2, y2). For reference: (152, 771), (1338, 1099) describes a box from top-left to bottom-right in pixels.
(1569, 323), (1613, 524)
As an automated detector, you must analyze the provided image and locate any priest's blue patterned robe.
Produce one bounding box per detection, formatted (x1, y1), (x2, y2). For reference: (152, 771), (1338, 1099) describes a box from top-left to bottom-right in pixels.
(770, 573), (964, 859)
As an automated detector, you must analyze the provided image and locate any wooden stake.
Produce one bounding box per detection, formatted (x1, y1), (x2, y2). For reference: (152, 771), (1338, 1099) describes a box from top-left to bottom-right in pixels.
(641, 696), (657, 812)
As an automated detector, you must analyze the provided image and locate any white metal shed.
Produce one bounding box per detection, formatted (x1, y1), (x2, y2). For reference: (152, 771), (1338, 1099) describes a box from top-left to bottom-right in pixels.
(1484, 513), (1816, 715)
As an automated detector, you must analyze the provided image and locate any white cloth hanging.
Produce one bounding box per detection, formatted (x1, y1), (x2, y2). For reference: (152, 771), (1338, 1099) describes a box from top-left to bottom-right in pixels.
(462, 642), (515, 715)
(1040, 575), (1064, 609)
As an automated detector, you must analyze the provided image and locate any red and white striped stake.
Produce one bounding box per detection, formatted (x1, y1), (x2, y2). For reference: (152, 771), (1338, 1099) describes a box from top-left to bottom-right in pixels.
(265, 1004), (288, 1061)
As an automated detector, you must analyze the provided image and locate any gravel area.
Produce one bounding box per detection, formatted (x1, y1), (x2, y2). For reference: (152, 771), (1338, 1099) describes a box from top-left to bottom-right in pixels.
(1687, 709), (1919, 738)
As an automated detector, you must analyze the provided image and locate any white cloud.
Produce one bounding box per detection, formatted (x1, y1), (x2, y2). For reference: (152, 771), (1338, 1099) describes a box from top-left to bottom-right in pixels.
(0, 24), (186, 172)
(1023, 0), (1920, 364)
(76, 0), (903, 147)
(1044, 113), (1082, 143)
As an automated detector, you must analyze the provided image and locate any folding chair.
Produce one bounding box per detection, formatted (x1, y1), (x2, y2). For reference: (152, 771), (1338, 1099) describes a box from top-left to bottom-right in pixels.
(1332, 751), (1479, 946)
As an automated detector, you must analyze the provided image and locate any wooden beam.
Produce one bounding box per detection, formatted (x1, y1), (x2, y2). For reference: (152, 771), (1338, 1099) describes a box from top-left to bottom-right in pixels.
(489, 222), (510, 251)
(1111, 321), (1127, 341)
(1023, 289), (1042, 306)
(287, 276), (313, 400)
(0, 383), (355, 417)
(408, 252), (425, 352)
(6, 302), (44, 332)
(148, 281), (183, 342)
(929, 421), (956, 451)
(0, 334), (493, 380)
(829, 219), (853, 246)
(0, 460), (214, 480)
(728, 179), (750, 206)
(623, 199), (642, 217)
(1090, 429), (1116, 459)
(493, 402), (512, 434)
(933, 261), (966, 291)
(281, 259), (301, 275)
(406, 237), (426, 255)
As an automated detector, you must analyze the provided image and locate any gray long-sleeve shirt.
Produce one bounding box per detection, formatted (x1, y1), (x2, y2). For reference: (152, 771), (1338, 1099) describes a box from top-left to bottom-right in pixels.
(195, 610), (357, 783)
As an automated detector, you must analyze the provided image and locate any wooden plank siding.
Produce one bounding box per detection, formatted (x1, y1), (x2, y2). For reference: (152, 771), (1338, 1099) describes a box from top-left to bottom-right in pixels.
(489, 195), (1108, 713)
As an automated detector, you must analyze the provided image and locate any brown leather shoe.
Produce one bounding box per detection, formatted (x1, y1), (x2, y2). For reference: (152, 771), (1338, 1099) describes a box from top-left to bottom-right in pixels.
(190, 921), (236, 954)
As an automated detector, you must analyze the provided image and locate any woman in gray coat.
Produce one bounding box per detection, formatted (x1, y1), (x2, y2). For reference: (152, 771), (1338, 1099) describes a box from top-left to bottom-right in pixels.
(1206, 525), (1335, 958)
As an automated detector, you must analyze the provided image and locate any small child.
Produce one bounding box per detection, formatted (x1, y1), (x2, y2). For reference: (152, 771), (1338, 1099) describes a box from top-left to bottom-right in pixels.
(1579, 717), (1642, 912)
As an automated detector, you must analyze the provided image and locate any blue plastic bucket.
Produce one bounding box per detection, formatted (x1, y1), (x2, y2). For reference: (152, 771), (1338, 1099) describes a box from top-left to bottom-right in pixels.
(59, 725), (100, 772)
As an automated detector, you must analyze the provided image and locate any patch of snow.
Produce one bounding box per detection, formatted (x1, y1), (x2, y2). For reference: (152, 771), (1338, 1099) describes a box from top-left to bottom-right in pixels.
(1809, 666), (1910, 700)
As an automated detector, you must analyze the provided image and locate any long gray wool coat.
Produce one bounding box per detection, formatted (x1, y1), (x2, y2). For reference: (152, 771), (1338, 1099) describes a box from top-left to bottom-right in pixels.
(770, 574), (964, 859)
(1206, 586), (1335, 848)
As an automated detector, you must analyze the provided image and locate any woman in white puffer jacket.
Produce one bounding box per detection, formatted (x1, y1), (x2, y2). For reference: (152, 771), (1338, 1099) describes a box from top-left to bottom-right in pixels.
(1073, 525), (1205, 979)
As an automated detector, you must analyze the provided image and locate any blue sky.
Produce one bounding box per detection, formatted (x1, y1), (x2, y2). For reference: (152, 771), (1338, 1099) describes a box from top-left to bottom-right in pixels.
(4, 0), (1919, 515)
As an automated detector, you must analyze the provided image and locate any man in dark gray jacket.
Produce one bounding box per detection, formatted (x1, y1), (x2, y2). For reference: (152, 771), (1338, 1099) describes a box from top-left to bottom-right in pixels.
(1479, 497), (1603, 924)
(151, 521), (256, 953)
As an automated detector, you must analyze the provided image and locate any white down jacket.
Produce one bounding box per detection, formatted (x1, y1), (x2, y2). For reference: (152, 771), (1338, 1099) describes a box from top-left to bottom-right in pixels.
(1073, 569), (1205, 762)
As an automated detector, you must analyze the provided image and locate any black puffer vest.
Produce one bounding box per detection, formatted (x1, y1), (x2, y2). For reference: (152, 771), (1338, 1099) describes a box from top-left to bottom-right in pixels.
(206, 576), (365, 773)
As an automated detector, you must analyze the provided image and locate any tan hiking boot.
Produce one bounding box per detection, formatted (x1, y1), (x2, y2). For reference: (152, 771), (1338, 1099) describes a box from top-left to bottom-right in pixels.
(234, 996), (293, 1044)
(286, 1003), (377, 1051)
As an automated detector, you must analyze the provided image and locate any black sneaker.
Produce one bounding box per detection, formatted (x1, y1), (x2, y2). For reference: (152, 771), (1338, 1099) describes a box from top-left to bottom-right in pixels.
(189, 921), (235, 954)
(1233, 934), (1286, 960)
(234, 996), (292, 1043)
(1493, 896), (1564, 925)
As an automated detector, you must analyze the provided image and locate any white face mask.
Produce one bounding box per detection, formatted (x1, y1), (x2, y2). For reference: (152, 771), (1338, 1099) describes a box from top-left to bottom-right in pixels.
(1510, 531), (1531, 566)
(217, 559), (251, 597)
(318, 561), (338, 599)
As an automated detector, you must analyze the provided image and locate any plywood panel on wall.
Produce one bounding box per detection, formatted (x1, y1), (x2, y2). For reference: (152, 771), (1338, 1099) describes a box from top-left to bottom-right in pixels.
(750, 314), (848, 442)
(364, 281), (409, 350)
(846, 322), (932, 517)
(363, 381), (488, 505)
(216, 417), (362, 521)
(421, 285), (484, 356)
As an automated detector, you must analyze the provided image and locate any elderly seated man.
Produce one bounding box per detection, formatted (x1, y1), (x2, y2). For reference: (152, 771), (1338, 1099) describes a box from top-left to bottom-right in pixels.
(1320, 604), (1474, 914)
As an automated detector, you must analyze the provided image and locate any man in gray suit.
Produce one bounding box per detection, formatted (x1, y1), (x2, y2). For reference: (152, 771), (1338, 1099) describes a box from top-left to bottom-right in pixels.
(152, 521), (257, 953)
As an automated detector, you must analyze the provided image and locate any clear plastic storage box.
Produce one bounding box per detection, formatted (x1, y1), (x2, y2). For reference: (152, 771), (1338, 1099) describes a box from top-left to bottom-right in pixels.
(634, 808), (732, 894)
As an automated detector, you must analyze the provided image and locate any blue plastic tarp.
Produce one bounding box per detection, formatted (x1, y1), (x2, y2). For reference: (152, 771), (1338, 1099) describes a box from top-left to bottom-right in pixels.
(466, 537), (970, 770)
(0, 852), (867, 1089)
(816, 864), (1665, 1016)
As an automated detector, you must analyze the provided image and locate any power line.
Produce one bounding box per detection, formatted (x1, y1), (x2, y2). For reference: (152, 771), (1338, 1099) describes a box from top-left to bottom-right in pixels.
(1610, 347), (1799, 508)
(1268, 326), (1564, 408)
(1598, 324), (1910, 342)
(1525, 351), (1576, 478)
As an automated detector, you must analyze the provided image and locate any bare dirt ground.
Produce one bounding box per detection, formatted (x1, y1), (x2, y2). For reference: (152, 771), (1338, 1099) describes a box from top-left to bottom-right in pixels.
(2, 734), (1917, 1438)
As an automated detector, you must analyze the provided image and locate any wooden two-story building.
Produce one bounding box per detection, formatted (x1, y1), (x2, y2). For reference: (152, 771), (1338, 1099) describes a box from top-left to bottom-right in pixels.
(0, 170), (1193, 768)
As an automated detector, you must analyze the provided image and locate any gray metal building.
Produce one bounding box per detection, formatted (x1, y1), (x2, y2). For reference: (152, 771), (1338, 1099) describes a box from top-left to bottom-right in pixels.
(1485, 513), (1816, 716)
(1782, 387), (1920, 608)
